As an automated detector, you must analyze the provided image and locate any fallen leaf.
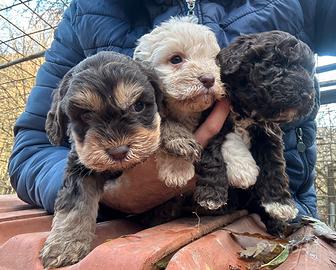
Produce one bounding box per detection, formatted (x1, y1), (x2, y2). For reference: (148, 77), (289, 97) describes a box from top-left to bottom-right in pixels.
(155, 253), (175, 269)
(155, 260), (169, 270)
(260, 246), (289, 269)
(247, 261), (264, 270)
(240, 242), (285, 263)
(301, 216), (336, 247)
(226, 230), (287, 243)
(232, 226), (319, 270)
(287, 235), (317, 251)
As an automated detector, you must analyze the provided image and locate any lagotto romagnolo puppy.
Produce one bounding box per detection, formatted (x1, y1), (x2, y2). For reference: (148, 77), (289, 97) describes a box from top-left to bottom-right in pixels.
(195, 31), (316, 224)
(40, 51), (162, 268)
(134, 16), (225, 187)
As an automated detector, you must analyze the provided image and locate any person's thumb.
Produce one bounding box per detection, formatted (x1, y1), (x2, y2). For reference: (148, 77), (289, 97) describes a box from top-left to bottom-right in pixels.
(194, 99), (231, 147)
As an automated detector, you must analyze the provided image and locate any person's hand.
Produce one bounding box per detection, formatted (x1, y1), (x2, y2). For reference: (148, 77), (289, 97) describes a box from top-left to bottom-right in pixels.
(194, 99), (231, 147)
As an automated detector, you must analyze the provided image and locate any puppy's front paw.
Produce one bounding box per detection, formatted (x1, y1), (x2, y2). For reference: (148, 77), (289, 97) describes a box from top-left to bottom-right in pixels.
(40, 235), (91, 269)
(226, 161), (259, 189)
(262, 201), (298, 221)
(263, 218), (288, 238)
(159, 158), (195, 187)
(221, 133), (259, 189)
(194, 186), (227, 210)
(164, 138), (202, 162)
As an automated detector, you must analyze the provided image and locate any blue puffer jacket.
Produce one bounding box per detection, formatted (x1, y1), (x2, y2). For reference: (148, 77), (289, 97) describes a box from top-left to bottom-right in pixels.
(9, 0), (336, 215)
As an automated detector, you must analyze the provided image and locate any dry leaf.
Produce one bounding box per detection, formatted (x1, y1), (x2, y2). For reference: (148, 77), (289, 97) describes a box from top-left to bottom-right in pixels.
(231, 226), (318, 270)
(247, 261), (264, 270)
(240, 242), (286, 263)
(226, 230), (287, 243)
(301, 216), (336, 247)
(287, 235), (317, 251)
(260, 246), (289, 269)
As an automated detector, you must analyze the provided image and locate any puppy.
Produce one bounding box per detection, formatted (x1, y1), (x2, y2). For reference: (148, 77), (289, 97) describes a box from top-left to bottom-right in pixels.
(134, 16), (225, 187)
(40, 51), (162, 268)
(194, 31), (316, 225)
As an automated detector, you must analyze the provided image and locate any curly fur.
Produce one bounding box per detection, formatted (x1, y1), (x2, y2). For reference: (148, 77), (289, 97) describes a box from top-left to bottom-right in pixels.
(134, 16), (226, 187)
(40, 51), (162, 268)
(194, 31), (316, 231)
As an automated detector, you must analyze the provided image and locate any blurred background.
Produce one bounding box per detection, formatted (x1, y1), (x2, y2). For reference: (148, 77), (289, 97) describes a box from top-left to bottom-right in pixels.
(0, 0), (335, 228)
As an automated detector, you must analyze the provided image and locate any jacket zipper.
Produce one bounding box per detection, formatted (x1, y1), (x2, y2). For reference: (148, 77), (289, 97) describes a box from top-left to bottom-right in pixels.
(296, 128), (308, 184)
(186, 0), (196, 16)
(179, 0), (196, 16)
(295, 127), (313, 216)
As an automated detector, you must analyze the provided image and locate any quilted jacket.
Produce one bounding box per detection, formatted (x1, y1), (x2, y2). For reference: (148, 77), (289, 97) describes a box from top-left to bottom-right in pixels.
(9, 0), (336, 215)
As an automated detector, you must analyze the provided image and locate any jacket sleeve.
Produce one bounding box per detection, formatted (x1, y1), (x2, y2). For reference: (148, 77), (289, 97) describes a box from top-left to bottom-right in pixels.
(314, 0), (336, 55)
(8, 1), (85, 213)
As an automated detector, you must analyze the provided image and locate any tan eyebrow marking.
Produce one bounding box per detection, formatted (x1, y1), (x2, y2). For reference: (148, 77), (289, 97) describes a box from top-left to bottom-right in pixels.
(114, 81), (143, 110)
(71, 89), (104, 110)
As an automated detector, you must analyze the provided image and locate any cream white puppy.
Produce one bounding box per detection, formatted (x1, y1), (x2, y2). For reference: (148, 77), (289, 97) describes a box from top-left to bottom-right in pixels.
(134, 16), (224, 187)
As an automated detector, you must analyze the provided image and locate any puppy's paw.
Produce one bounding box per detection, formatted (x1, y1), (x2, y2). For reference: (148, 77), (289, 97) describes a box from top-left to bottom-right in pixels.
(159, 158), (195, 187)
(164, 137), (202, 162)
(194, 186), (227, 210)
(262, 201), (298, 221)
(226, 162), (259, 189)
(40, 236), (91, 269)
(264, 218), (288, 238)
(221, 132), (259, 189)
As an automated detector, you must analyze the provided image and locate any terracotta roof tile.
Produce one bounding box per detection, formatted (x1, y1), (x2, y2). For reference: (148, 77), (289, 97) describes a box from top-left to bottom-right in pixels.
(1, 195), (336, 270)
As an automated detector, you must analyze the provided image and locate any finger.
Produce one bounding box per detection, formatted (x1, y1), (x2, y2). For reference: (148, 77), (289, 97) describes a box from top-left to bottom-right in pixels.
(194, 99), (231, 147)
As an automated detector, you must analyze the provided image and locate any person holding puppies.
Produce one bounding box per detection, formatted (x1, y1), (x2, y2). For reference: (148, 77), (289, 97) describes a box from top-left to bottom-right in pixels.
(9, 0), (336, 233)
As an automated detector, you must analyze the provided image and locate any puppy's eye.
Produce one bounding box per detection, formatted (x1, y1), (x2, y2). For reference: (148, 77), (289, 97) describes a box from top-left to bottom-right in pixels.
(132, 101), (145, 113)
(170, 55), (183, 65)
(81, 111), (92, 122)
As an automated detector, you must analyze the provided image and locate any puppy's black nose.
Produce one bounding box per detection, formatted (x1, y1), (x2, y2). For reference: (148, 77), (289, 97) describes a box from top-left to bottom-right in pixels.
(199, 74), (215, 89)
(107, 145), (129, 160)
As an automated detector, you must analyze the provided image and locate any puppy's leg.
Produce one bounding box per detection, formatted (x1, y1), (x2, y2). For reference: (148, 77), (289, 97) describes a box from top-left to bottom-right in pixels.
(157, 151), (195, 187)
(251, 124), (298, 221)
(160, 119), (202, 163)
(157, 119), (201, 187)
(40, 160), (104, 268)
(221, 132), (259, 189)
(194, 132), (229, 210)
(247, 198), (289, 238)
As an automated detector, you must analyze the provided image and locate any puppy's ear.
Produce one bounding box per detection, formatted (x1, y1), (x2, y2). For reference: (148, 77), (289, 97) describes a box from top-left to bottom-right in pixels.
(136, 61), (164, 113)
(151, 78), (164, 114)
(45, 70), (73, 145)
(216, 35), (259, 75)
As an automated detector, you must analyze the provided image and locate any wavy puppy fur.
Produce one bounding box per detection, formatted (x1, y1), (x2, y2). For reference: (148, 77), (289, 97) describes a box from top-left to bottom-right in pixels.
(195, 31), (317, 232)
(40, 51), (162, 268)
(134, 16), (226, 187)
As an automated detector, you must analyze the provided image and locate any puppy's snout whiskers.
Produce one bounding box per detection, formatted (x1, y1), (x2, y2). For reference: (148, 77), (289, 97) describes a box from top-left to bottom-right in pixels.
(124, 148), (140, 162)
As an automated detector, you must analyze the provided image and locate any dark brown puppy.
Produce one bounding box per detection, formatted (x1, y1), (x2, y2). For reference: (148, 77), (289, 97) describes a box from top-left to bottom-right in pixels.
(40, 51), (162, 268)
(194, 31), (317, 225)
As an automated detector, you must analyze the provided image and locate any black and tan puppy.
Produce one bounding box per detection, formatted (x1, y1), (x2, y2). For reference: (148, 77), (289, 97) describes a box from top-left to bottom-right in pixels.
(40, 51), (162, 268)
(194, 31), (317, 224)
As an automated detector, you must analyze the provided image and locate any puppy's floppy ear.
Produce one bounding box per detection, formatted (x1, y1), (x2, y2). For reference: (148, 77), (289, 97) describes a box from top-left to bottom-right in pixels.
(136, 60), (164, 113)
(216, 35), (259, 75)
(45, 69), (73, 145)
